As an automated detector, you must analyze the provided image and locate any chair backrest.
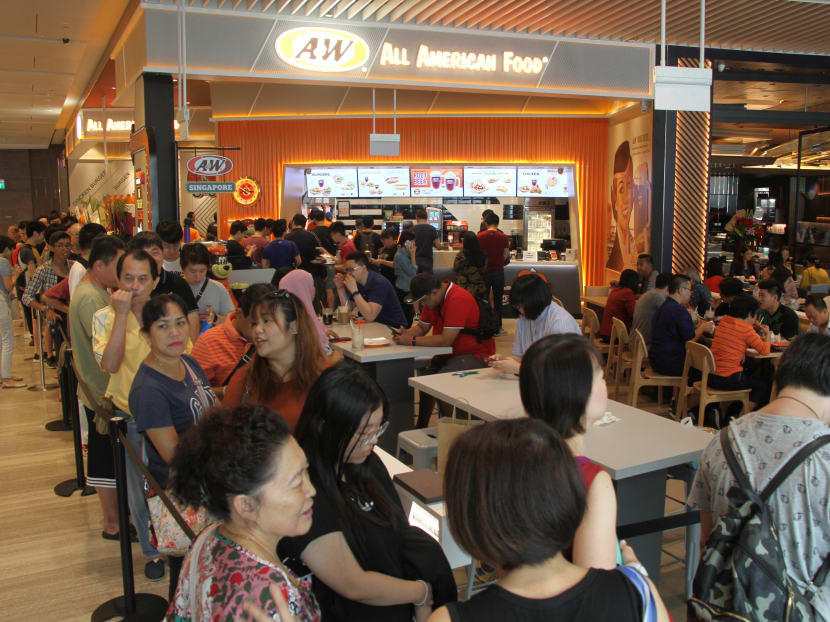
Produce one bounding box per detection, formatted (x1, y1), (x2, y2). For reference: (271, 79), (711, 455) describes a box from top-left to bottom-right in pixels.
(809, 284), (830, 295)
(582, 306), (600, 338)
(630, 329), (647, 374)
(611, 317), (630, 347)
(685, 340), (716, 382)
(585, 285), (611, 297)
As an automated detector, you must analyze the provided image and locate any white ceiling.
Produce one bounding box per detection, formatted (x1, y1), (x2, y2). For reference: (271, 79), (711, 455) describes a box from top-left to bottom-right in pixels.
(0, 0), (130, 149)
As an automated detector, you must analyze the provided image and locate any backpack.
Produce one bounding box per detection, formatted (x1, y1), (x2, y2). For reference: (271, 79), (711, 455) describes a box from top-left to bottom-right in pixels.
(688, 428), (830, 622)
(460, 297), (499, 342)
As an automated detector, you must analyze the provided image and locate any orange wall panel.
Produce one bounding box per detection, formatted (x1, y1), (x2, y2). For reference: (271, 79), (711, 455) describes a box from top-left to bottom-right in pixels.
(217, 117), (608, 285)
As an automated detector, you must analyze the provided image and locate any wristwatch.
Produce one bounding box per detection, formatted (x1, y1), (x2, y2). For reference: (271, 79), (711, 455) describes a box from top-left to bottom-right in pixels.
(347, 290), (358, 300)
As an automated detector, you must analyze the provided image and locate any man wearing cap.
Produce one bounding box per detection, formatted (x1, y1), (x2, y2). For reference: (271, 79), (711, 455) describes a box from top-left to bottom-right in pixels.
(394, 273), (495, 427)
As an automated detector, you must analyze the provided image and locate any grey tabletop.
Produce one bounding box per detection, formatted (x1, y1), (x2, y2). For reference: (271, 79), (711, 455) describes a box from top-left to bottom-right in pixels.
(330, 321), (452, 362)
(409, 368), (713, 479)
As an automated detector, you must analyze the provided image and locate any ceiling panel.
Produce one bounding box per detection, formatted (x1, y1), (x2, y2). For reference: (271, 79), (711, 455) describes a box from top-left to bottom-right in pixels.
(0, 0), (130, 148)
(151, 0), (830, 56)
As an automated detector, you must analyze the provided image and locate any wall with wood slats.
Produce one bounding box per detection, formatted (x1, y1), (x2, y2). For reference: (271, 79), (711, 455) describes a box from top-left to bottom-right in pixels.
(217, 116), (609, 285)
(671, 109), (710, 277)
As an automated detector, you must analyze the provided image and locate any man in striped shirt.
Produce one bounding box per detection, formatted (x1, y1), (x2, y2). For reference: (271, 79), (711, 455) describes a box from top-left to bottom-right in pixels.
(709, 294), (771, 409)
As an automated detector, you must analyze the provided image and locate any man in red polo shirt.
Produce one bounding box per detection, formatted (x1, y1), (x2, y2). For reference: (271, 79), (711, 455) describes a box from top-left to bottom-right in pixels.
(192, 283), (275, 398)
(394, 273), (496, 427)
(477, 211), (510, 334)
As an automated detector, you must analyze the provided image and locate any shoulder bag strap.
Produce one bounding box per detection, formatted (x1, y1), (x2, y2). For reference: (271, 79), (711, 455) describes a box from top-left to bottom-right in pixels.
(719, 426), (753, 492)
(193, 278), (209, 303)
(182, 358), (212, 415)
(221, 344), (256, 387)
(759, 435), (830, 502)
(120, 430), (197, 541)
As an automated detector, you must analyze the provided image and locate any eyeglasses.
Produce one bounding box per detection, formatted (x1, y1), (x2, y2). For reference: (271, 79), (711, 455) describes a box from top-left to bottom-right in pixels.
(263, 290), (293, 301)
(356, 421), (389, 447)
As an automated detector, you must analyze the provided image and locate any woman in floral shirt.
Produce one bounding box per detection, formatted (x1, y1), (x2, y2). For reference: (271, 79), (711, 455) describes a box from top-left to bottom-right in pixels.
(165, 404), (319, 622)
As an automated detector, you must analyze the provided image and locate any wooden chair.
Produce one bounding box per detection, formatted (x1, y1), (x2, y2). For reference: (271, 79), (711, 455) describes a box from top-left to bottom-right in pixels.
(582, 306), (609, 355)
(604, 317), (631, 399)
(676, 341), (751, 426)
(585, 285), (611, 297)
(627, 329), (684, 408)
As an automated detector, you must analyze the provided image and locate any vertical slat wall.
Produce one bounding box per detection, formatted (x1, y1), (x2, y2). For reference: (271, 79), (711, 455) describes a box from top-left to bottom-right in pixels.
(671, 58), (711, 277)
(217, 116), (609, 285)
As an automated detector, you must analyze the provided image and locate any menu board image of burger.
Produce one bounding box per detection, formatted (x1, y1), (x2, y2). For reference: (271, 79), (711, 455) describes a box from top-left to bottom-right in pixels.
(306, 168), (358, 198)
(357, 167), (411, 198)
(410, 167), (463, 197)
(516, 167), (570, 197)
(463, 167), (517, 197)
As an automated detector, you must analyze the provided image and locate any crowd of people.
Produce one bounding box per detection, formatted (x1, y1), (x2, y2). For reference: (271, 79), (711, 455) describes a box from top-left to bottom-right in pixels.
(3, 211), (829, 621)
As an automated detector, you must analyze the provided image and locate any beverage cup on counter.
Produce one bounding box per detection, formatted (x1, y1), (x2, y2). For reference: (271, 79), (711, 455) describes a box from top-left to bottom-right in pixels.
(323, 308), (333, 325)
(351, 328), (364, 350)
(445, 172), (457, 191)
(336, 305), (349, 324)
(430, 171), (442, 189)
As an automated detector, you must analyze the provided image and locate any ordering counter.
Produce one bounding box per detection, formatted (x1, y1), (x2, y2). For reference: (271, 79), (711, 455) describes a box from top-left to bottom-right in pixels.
(431, 250), (581, 316)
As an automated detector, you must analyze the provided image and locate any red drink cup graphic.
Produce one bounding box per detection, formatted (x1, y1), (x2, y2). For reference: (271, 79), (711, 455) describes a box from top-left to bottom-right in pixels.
(430, 171), (441, 190)
(318, 179), (324, 188)
(445, 172), (457, 192)
(531, 178), (537, 187)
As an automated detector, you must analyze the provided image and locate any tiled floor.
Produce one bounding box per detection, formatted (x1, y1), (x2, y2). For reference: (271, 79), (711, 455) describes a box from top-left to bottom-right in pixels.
(0, 310), (690, 621)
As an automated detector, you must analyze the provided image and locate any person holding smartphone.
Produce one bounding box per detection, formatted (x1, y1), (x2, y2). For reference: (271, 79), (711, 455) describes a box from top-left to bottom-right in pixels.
(394, 230), (418, 327)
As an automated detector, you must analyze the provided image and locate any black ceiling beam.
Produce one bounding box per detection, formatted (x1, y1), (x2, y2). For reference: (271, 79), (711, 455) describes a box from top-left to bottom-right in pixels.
(666, 45), (830, 70)
(712, 104), (830, 126)
(714, 70), (830, 84)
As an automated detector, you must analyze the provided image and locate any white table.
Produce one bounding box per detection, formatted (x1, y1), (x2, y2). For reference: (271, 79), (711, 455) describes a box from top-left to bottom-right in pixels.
(409, 368), (713, 581)
(330, 322), (451, 453)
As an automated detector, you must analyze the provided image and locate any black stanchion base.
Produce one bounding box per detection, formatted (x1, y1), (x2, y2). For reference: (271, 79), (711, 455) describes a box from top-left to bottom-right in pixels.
(45, 419), (72, 431)
(54, 478), (97, 497)
(29, 383), (59, 393)
(91, 594), (168, 622)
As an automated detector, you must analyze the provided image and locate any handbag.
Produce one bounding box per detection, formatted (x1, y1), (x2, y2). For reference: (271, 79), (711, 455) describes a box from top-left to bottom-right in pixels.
(437, 398), (482, 474)
(74, 371), (115, 436)
(135, 358), (214, 555)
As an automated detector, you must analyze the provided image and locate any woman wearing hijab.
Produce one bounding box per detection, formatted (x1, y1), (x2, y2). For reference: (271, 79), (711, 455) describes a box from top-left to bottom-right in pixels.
(279, 269), (338, 354)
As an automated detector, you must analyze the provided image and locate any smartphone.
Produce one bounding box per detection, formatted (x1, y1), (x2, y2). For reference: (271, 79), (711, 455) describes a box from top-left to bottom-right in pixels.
(330, 337), (352, 343)
(390, 327), (403, 335)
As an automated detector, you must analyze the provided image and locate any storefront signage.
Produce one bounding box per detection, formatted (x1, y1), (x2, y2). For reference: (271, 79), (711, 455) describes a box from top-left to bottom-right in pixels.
(516, 167), (570, 197)
(186, 181), (235, 193)
(379, 43), (546, 75)
(410, 167), (463, 197)
(77, 109), (179, 140)
(357, 167), (410, 198)
(186, 155), (234, 176)
(463, 167), (517, 197)
(306, 167), (358, 197)
(233, 177), (261, 205)
(275, 27), (370, 73)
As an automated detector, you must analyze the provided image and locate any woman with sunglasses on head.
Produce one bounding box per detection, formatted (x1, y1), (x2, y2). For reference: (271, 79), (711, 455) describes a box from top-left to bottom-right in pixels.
(128, 293), (216, 599)
(222, 289), (340, 431)
(165, 405), (319, 622)
(280, 363), (454, 622)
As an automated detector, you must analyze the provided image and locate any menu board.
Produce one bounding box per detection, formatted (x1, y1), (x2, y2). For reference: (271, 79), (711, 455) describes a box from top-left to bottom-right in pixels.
(357, 167), (411, 197)
(516, 167), (570, 197)
(463, 167), (517, 197)
(410, 167), (463, 197)
(306, 168), (358, 198)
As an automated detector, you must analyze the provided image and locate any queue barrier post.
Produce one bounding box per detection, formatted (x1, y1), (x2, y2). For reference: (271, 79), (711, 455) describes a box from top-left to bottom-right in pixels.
(91, 417), (168, 622)
(30, 309), (60, 404)
(54, 350), (96, 497)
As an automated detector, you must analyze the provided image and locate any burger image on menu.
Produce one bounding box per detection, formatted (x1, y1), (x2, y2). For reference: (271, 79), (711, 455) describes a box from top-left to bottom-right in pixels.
(470, 179), (488, 193)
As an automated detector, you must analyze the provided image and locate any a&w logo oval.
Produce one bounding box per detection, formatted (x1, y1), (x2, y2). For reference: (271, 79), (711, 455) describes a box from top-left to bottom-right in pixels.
(186, 155), (234, 177)
(275, 27), (369, 73)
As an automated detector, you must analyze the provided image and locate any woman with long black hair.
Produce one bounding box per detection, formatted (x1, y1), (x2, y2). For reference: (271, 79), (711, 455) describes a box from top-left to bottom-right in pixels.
(452, 231), (486, 299)
(279, 363), (454, 622)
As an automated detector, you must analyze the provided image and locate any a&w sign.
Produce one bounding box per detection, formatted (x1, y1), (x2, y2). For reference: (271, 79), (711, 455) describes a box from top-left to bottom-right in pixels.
(186, 155), (234, 177)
